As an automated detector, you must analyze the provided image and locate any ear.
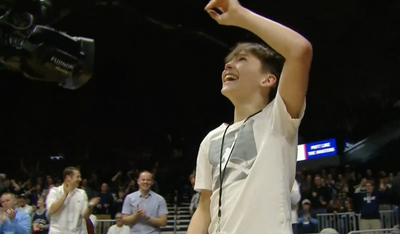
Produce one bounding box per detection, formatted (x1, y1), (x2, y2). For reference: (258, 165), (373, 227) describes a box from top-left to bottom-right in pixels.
(260, 74), (277, 88)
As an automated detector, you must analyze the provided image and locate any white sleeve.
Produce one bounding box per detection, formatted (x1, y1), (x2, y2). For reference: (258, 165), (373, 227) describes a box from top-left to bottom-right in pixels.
(194, 138), (212, 193)
(45, 188), (58, 210)
(291, 180), (301, 205)
(82, 191), (89, 216)
(269, 91), (306, 136)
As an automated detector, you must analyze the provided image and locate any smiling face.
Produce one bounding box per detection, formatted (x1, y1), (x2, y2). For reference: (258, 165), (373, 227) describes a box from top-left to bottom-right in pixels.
(221, 43), (284, 105)
(137, 172), (153, 193)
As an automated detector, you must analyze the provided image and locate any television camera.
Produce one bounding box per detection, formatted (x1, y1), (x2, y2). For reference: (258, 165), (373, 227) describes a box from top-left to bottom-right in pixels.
(0, 0), (95, 89)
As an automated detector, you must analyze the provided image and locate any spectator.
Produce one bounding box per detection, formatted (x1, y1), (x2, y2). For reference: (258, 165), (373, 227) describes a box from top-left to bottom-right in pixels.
(31, 197), (49, 234)
(96, 183), (114, 215)
(46, 167), (100, 234)
(81, 179), (94, 199)
(335, 174), (348, 205)
(17, 195), (33, 216)
(0, 192), (31, 234)
(189, 175), (199, 216)
(297, 199), (318, 234)
(309, 175), (331, 213)
(114, 190), (126, 217)
(107, 213), (130, 234)
(354, 181), (385, 230)
(291, 180), (301, 234)
(121, 171), (168, 234)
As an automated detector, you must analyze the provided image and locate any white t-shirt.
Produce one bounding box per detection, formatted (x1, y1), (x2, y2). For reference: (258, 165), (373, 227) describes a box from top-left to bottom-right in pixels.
(106, 225), (130, 234)
(195, 92), (305, 234)
(46, 185), (88, 234)
(291, 180), (301, 224)
(20, 204), (33, 215)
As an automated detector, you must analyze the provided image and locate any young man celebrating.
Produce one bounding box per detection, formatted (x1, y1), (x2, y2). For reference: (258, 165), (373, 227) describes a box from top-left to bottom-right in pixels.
(46, 167), (100, 234)
(188, 0), (312, 234)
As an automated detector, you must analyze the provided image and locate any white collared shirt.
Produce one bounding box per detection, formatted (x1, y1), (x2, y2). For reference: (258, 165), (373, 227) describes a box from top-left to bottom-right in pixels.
(46, 184), (88, 234)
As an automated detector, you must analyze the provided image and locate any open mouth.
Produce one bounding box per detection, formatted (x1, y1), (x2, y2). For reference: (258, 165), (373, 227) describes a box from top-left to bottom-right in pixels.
(223, 74), (239, 83)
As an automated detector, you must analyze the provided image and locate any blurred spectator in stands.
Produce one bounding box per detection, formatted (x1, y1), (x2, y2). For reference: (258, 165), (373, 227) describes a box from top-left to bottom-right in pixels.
(355, 178), (367, 194)
(42, 176), (53, 197)
(309, 175), (331, 213)
(188, 171), (196, 197)
(0, 180), (19, 196)
(25, 184), (42, 206)
(347, 172), (358, 196)
(31, 197), (49, 234)
(297, 199), (318, 234)
(115, 190), (126, 217)
(366, 170), (373, 181)
(96, 183), (114, 215)
(106, 212), (130, 234)
(327, 200), (343, 214)
(0, 192), (31, 234)
(189, 174), (199, 216)
(353, 178), (368, 213)
(18, 194), (33, 215)
(121, 171), (168, 233)
(300, 175), (312, 201)
(341, 199), (353, 213)
(125, 180), (137, 195)
(355, 181), (385, 230)
(335, 174), (348, 205)
(380, 176), (394, 211)
(291, 180), (301, 234)
(81, 179), (94, 199)
(88, 172), (99, 191)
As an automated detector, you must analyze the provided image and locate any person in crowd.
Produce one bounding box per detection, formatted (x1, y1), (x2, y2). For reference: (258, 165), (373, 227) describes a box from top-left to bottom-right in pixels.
(309, 175), (331, 213)
(31, 197), (49, 234)
(189, 175), (200, 216)
(291, 180), (301, 234)
(17, 194), (33, 216)
(0, 192), (31, 234)
(114, 190), (126, 217)
(354, 181), (386, 230)
(46, 166), (100, 234)
(96, 183), (114, 215)
(81, 179), (94, 200)
(0, 180), (19, 196)
(107, 213), (130, 234)
(335, 174), (348, 205)
(297, 199), (318, 234)
(122, 171), (168, 234)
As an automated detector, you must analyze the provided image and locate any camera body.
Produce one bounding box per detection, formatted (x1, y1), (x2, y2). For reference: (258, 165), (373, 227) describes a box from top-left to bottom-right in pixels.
(0, 0), (95, 89)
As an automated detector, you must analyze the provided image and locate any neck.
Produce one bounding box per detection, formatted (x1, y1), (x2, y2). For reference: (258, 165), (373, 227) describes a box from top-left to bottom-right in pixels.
(117, 224), (123, 227)
(233, 101), (267, 123)
(139, 189), (149, 196)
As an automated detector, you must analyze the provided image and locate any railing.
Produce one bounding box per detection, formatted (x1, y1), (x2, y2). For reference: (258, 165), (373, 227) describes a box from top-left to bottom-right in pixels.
(316, 211), (398, 234)
(348, 229), (398, 234)
(173, 189), (178, 234)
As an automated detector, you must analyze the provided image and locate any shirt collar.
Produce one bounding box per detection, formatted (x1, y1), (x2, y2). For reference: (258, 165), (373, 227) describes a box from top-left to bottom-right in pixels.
(139, 190), (152, 198)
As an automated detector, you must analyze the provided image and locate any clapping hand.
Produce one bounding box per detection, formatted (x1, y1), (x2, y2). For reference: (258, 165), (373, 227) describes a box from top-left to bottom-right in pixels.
(4, 208), (15, 220)
(89, 197), (100, 207)
(136, 205), (147, 219)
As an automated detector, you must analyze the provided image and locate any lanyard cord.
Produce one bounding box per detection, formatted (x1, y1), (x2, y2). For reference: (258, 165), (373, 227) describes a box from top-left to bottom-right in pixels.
(218, 110), (262, 219)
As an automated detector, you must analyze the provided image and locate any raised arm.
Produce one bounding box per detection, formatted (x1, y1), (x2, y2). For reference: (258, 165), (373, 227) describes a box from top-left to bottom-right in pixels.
(205, 0), (312, 118)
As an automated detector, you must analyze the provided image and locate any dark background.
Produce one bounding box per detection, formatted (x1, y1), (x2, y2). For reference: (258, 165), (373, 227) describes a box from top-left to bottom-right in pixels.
(0, 0), (399, 175)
